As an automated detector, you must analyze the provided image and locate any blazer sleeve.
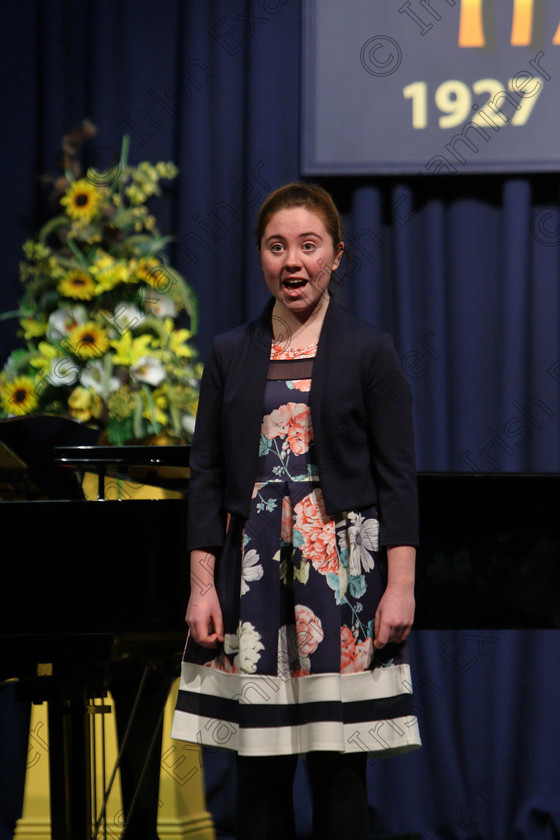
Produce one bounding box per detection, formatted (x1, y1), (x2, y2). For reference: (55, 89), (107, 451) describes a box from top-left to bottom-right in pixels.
(187, 339), (227, 551)
(364, 333), (419, 547)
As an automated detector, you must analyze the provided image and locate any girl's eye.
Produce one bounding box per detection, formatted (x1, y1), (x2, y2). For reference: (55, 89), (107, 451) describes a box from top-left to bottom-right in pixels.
(271, 243), (284, 252)
(302, 242), (315, 251)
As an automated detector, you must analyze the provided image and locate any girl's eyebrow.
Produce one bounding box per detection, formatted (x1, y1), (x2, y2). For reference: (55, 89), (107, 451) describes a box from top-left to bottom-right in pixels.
(264, 231), (323, 243)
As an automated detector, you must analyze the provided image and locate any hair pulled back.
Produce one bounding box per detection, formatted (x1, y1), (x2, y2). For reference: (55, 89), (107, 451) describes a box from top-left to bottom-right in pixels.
(255, 182), (344, 251)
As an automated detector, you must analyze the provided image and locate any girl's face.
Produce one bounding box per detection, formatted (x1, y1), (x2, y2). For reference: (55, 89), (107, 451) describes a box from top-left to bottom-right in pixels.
(259, 206), (343, 320)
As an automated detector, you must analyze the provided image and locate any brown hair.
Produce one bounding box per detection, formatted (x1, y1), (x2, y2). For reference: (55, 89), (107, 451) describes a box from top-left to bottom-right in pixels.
(254, 182), (344, 251)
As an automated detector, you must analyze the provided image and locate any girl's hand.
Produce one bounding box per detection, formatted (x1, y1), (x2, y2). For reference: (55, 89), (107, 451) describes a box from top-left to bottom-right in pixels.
(374, 545), (416, 649)
(186, 549), (224, 648)
(186, 585), (224, 648)
(373, 583), (415, 648)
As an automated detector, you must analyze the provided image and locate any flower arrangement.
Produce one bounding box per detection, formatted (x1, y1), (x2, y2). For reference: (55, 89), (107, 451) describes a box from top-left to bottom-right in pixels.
(0, 123), (201, 445)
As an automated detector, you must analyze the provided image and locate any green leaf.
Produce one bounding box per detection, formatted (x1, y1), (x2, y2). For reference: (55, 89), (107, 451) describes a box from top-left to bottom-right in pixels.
(106, 415), (134, 446)
(0, 309), (21, 322)
(259, 434), (272, 457)
(38, 215), (69, 242)
(120, 134), (130, 171)
(142, 384), (161, 435)
(133, 392), (145, 439)
(65, 238), (90, 271)
(166, 267), (199, 333)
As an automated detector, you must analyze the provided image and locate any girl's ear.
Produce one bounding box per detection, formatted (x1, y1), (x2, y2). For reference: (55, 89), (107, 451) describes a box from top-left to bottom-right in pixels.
(333, 242), (344, 271)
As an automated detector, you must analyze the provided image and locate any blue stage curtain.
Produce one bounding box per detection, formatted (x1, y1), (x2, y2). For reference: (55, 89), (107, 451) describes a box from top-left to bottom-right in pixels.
(1, 3), (560, 838)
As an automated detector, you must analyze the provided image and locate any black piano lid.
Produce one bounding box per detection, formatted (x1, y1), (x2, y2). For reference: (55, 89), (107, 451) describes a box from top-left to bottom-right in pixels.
(0, 414), (100, 500)
(54, 443), (190, 467)
(54, 443), (191, 492)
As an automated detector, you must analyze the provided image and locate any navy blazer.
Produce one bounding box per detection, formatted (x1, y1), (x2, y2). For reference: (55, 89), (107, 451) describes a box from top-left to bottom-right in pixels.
(187, 298), (419, 551)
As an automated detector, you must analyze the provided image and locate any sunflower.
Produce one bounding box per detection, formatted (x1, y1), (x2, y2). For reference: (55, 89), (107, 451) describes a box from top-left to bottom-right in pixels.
(66, 322), (110, 359)
(58, 270), (97, 300)
(60, 179), (103, 222)
(1, 376), (39, 416)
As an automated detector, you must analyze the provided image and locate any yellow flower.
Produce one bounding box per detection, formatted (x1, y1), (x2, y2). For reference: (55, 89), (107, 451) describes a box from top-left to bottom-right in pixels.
(156, 161), (178, 179)
(20, 317), (48, 339)
(143, 403), (168, 426)
(1, 376), (39, 416)
(92, 259), (131, 293)
(91, 252), (114, 272)
(30, 341), (58, 370)
(60, 179), (103, 222)
(58, 270), (97, 300)
(135, 257), (159, 284)
(22, 240), (52, 261)
(109, 331), (153, 365)
(153, 384), (168, 409)
(169, 329), (195, 358)
(161, 318), (194, 359)
(66, 322), (110, 359)
(68, 386), (102, 421)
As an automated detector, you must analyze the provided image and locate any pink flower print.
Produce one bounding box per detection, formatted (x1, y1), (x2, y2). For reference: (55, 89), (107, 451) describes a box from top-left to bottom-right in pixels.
(262, 402), (312, 455)
(294, 605), (324, 657)
(340, 628), (373, 674)
(271, 343), (317, 360)
(291, 379), (311, 392)
(204, 652), (236, 673)
(281, 496), (293, 543)
(262, 403), (290, 440)
(353, 638), (374, 672)
(294, 490), (337, 575)
(340, 626), (357, 673)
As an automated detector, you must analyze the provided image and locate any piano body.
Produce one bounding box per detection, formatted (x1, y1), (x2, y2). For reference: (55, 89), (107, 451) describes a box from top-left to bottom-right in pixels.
(1, 416), (559, 838)
(0, 416), (190, 840)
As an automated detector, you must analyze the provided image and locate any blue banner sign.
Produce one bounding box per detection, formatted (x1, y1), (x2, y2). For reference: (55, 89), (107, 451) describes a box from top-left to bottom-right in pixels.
(302, 0), (560, 174)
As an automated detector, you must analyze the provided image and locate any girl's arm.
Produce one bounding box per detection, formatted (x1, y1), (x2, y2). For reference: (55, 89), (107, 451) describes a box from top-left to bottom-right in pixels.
(373, 545), (416, 648)
(185, 549), (224, 648)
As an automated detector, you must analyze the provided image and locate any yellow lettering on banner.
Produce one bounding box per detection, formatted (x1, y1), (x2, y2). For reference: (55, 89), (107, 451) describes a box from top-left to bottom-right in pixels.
(459, 0), (560, 47)
(458, 0), (485, 47)
(511, 0), (533, 46)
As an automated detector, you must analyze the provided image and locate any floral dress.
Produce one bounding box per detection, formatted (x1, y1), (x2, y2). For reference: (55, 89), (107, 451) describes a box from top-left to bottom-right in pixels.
(171, 342), (421, 757)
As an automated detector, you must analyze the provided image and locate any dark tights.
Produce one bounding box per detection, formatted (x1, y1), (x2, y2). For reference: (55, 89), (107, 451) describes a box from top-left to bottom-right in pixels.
(235, 752), (370, 840)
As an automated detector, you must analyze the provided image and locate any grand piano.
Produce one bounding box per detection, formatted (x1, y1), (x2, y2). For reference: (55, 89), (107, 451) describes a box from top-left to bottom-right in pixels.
(0, 415), (190, 840)
(1, 416), (559, 838)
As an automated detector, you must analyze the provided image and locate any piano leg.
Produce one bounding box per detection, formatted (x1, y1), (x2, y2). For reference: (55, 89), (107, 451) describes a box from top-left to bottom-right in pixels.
(46, 669), (97, 840)
(111, 662), (175, 840)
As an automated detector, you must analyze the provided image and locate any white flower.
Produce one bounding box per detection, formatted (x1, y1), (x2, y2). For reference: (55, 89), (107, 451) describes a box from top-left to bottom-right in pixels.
(46, 357), (80, 387)
(241, 549), (263, 596)
(181, 414), (196, 436)
(130, 355), (166, 386)
(277, 624), (309, 675)
(346, 512), (379, 575)
(107, 301), (146, 336)
(47, 306), (87, 340)
(224, 621), (264, 674)
(145, 290), (177, 319)
(79, 360), (120, 397)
